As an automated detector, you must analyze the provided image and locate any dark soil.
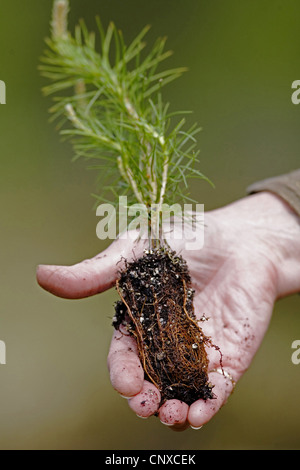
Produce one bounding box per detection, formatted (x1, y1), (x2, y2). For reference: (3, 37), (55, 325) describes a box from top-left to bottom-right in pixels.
(113, 248), (221, 406)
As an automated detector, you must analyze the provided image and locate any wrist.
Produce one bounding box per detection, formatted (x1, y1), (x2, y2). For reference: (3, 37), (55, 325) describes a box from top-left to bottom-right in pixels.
(212, 191), (300, 299)
(245, 192), (300, 298)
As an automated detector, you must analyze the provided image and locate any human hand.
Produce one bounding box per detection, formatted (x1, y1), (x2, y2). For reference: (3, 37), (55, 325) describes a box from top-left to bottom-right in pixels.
(36, 192), (300, 430)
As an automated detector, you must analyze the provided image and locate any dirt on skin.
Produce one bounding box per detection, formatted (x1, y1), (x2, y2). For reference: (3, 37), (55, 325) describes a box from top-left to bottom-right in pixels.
(113, 247), (222, 406)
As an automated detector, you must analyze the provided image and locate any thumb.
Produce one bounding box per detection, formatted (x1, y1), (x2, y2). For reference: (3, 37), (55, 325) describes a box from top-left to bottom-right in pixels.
(36, 236), (145, 299)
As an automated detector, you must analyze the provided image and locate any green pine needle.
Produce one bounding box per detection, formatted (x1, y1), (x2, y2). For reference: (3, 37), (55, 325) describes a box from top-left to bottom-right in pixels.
(40, 0), (212, 241)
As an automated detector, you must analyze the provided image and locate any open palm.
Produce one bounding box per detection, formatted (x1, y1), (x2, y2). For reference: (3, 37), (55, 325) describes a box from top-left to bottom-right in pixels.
(36, 192), (300, 430)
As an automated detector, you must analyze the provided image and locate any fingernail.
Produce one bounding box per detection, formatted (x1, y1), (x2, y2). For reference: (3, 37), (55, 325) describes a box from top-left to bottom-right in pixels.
(160, 421), (173, 426)
(190, 425), (203, 430)
(120, 394), (131, 399)
(136, 414), (148, 419)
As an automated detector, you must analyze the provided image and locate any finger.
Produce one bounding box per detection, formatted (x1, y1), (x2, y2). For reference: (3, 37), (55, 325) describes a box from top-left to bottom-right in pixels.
(188, 371), (234, 428)
(107, 328), (144, 398)
(128, 381), (161, 418)
(159, 399), (189, 430)
(36, 237), (145, 299)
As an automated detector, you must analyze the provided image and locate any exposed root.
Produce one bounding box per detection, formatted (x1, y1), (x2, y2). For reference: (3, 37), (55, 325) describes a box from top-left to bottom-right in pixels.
(113, 247), (222, 405)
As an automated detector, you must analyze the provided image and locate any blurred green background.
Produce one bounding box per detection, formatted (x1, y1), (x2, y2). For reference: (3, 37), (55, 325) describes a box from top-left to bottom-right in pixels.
(0, 0), (299, 450)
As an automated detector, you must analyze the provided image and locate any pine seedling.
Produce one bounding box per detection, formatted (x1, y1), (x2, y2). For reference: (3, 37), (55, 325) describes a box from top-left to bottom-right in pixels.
(40, 0), (222, 406)
(40, 0), (212, 243)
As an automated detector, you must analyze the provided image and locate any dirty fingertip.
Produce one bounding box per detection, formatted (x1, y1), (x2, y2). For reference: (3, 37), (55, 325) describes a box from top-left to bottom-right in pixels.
(159, 399), (189, 426)
(109, 358), (144, 398)
(128, 381), (161, 418)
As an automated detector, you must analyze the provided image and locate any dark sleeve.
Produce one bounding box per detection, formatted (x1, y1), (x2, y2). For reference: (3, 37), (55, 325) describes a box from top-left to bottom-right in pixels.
(247, 169), (300, 216)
